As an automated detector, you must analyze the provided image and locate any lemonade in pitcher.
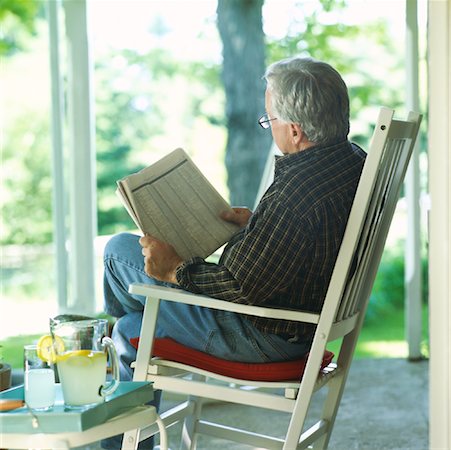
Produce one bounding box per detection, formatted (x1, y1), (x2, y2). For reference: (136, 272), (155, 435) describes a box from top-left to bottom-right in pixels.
(56, 350), (108, 407)
(47, 318), (120, 409)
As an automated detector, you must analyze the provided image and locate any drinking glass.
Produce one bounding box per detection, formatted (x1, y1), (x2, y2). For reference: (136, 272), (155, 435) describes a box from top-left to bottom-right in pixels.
(24, 344), (55, 411)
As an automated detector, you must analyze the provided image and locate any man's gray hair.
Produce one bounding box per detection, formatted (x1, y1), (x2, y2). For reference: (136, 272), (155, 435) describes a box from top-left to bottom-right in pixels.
(264, 57), (350, 145)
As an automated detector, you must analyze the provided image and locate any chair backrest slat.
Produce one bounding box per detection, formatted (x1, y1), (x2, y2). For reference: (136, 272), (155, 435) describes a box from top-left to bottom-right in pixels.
(321, 108), (421, 329)
(340, 135), (405, 319)
(339, 137), (405, 320)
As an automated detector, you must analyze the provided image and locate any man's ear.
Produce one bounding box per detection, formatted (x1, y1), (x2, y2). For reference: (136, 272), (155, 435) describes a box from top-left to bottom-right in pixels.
(290, 123), (304, 146)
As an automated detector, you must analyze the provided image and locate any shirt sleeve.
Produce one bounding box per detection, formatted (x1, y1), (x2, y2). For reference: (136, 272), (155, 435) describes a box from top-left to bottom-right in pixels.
(175, 197), (314, 306)
(175, 256), (244, 300)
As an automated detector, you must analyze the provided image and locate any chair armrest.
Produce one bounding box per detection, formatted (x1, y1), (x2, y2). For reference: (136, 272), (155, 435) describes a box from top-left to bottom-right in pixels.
(129, 283), (319, 325)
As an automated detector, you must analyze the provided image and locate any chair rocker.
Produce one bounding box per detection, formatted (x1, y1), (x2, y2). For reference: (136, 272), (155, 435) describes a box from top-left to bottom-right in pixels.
(122, 107), (422, 450)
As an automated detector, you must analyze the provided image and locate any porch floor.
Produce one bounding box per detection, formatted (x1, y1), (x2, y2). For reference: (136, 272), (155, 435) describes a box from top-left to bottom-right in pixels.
(160, 357), (428, 450)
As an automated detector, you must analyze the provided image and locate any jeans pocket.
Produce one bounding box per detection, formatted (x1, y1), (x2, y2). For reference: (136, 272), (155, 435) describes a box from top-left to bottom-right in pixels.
(206, 328), (274, 362)
(205, 329), (238, 358)
(258, 333), (311, 361)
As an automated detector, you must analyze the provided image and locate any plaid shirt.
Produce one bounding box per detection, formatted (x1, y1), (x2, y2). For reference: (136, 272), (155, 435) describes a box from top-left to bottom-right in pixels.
(176, 140), (366, 340)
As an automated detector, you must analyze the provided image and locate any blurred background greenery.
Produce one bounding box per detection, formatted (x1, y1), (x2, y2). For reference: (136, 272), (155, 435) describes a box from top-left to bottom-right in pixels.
(0, 0), (429, 360)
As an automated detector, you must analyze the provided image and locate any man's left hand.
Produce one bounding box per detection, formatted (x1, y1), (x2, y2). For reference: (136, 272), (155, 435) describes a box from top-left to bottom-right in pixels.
(139, 235), (183, 284)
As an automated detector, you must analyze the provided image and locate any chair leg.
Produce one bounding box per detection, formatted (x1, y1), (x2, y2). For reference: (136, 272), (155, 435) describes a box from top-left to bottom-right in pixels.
(314, 335), (356, 449)
(122, 429), (140, 450)
(179, 375), (205, 450)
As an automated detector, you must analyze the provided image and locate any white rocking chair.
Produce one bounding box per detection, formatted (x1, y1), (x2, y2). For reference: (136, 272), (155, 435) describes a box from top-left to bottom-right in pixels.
(122, 107), (422, 450)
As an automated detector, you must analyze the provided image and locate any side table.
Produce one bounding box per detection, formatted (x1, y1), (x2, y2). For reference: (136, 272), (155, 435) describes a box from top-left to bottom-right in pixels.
(0, 382), (167, 450)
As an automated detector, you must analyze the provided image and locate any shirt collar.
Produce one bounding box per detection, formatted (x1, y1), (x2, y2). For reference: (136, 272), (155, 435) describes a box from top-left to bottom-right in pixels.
(274, 140), (350, 175)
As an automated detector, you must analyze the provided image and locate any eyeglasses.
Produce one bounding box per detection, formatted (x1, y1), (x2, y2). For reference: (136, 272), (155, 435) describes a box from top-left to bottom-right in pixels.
(258, 113), (278, 129)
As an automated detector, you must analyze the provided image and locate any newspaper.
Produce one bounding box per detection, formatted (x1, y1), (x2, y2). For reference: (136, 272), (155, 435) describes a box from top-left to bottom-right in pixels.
(116, 148), (240, 260)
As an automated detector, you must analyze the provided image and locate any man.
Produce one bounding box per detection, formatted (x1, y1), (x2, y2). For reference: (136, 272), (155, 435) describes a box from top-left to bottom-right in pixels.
(104, 55), (365, 385)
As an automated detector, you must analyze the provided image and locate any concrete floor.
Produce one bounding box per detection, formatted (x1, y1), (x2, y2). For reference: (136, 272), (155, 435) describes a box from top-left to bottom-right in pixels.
(157, 357), (429, 450)
(11, 357), (427, 450)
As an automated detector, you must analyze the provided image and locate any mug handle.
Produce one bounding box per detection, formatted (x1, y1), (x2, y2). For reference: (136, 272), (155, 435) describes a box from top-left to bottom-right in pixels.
(100, 336), (120, 397)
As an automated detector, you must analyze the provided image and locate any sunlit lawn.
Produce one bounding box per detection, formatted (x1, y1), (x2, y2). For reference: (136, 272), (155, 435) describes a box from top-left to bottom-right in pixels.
(327, 305), (429, 359)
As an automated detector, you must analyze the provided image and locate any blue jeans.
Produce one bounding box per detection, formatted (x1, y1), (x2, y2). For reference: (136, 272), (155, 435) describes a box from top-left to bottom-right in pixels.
(102, 232), (310, 448)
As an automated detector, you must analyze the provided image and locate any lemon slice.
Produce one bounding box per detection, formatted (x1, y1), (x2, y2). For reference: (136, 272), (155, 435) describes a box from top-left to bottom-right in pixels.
(55, 350), (106, 364)
(36, 334), (65, 363)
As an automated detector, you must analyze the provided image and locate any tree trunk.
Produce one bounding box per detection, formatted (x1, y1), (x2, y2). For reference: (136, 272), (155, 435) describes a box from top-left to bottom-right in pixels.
(217, 0), (272, 208)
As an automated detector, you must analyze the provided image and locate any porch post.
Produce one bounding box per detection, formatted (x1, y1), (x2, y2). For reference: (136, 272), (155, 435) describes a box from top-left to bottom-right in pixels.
(47, 0), (68, 312)
(62, 0), (97, 315)
(405, 0), (422, 360)
(428, 0), (451, 448)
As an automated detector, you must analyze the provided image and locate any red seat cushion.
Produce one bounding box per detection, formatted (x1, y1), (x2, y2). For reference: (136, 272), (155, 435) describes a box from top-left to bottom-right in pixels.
(130, 337), (334, 382)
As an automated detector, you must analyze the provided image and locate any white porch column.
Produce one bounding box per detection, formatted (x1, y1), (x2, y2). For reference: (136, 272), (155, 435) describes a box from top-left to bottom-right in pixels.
(47, 0), (68, 312)
(63, 0), (97, 315)
(405, 0), (422, 360)
(428, 0), (451, 448)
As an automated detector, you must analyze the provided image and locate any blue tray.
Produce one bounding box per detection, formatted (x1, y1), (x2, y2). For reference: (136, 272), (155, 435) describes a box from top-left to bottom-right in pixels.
(0, 381), (153, 433)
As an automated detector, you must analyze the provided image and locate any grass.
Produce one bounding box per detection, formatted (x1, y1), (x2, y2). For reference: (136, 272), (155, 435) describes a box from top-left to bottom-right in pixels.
(327, 305), (429, 359)
(1, 334), (43, 369)
(0, 306), (429, 370)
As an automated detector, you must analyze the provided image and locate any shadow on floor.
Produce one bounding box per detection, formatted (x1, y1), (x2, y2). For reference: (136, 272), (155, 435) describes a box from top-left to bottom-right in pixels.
(159, 358), (428, 450)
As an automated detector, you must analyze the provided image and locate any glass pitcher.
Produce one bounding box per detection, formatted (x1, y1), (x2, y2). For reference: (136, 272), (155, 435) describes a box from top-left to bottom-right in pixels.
(50, 318), (120, 409)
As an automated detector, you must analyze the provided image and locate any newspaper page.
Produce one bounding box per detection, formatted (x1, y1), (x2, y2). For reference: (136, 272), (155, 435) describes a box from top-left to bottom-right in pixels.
(116, 148), (240, 260)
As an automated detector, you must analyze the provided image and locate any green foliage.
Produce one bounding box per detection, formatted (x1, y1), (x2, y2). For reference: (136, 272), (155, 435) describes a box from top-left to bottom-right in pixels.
(266, 1), (404, 149)
(1, 112), (52, 245)
(94, 47), (223, 235)
(0, 0), (413, 243)
(369, 247), (405, 315)
(0, 0), (40, 56)
(365, 243), (429, 324)
(1, 16), (225, 243)
(0, 334), (44, 368)
(327, 303), (429, 359)
(95, 58), (158, 235)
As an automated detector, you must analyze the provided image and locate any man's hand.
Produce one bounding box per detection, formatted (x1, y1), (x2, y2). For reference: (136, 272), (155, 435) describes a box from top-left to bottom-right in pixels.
(139, 235), (183, 284)
(220, 207), (252, 228)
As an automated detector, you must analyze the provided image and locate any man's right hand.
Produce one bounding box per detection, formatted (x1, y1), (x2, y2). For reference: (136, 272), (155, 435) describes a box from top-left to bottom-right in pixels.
(220, 207), (252, 228)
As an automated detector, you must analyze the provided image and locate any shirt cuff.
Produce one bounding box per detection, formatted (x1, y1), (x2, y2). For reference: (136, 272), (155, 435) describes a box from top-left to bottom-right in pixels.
(175, 256), (205, 293)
